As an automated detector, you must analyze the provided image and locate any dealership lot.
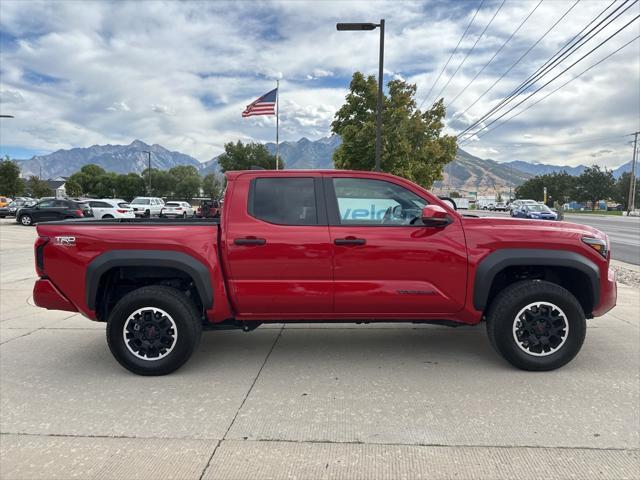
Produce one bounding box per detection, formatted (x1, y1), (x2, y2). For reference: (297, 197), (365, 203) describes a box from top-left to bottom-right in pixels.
(0, 218), (638, 479)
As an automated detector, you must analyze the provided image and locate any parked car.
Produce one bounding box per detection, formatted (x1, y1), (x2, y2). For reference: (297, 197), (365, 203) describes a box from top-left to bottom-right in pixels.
(130, 197), (164, 217)
(32, 170), (616, 376)
(87, 199), (135, 219)
(492, 202), (508, 212)
(17, 198), (92, 226)
(0, 198), (36, 218)
(196, 199), (221, 218)
(510, 199), (538, 216)
(482, 203), (494, 210)
(160, 201), (195, 218)
(514, 204), (559, 220)
(0, 196), (12, 208)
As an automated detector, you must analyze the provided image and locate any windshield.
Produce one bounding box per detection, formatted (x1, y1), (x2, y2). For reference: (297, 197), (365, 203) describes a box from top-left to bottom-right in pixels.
(131, 198), (150, 205)
(528, 204), (550, 212)
(165, 202), (180, 207)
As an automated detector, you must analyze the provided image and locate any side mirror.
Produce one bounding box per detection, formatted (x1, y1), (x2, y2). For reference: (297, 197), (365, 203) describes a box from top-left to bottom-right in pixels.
(421, 205), (451, 227)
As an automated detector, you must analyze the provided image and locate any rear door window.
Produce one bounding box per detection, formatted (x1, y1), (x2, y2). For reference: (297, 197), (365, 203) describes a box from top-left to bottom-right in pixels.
(249, 177), (318, 226)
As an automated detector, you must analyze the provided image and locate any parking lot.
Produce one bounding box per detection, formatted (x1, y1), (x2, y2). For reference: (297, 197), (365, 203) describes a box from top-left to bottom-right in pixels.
(1, 218), (638, 479)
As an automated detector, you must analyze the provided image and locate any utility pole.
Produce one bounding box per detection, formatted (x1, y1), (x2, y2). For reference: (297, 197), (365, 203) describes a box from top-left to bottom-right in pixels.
(628, 131), (639, 213)
(143, 150), (152, 194)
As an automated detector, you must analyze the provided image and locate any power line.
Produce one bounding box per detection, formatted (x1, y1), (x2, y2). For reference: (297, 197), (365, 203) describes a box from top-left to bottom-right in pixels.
(460, 35), (639, 144)
(419, 0), (485, 109)
(458, 0), (632, 137)
(466, 134), (631, 148)
(431, 0), (506, 104)
(452, 0), (584, 121)
(459, 32), (640, 143)
(446, 0), (544, 109)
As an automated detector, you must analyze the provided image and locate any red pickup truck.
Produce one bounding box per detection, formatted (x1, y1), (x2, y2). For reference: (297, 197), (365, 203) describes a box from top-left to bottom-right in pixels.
(32, 170), (617, 375)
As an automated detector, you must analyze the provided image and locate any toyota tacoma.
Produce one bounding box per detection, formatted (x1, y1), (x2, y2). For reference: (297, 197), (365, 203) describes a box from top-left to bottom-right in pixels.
(32, 170), (617, 375)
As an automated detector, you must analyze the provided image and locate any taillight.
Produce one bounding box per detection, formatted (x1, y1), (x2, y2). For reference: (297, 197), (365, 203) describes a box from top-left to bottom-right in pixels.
(34, 236), (49, 277)
(176, 207), (182, 210)
(75, 209), (84, 217)
(116, 209), (128, 213)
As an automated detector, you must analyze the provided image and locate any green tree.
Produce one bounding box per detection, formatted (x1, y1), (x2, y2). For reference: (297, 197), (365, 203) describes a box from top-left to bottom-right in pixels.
(515, 172), (577, 204)
(574, 165), (615, 210)
(0, 158), (24, 197)
(67, 164), (107, 196)
(331, 72), (457, 188)
(201, 174), (222, 199)
(614, 172), (639, 209)
(496, 192), (503, 203)
(449, 191), (461, 198)
(27, 176), (53, 198)
(65, 179), (82, 197)
(142, 168), (176, 198)
(93, 172), (119, 198)
(115, 173), (146, 201)
(217, 141), (279, 172)
(168, 165), (201, 201)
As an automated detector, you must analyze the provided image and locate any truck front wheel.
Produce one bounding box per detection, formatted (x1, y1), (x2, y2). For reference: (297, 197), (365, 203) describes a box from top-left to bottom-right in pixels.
(486, 280), (586, 371)
(106, 285), (202, 375)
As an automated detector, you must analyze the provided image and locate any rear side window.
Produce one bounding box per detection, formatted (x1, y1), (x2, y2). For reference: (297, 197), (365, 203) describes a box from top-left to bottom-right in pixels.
(250, 177), (318, 226)
(90, 201), (112, 208)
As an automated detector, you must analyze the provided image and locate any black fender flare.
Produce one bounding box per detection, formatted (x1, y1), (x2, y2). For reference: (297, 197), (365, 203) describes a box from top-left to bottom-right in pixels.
(86, 250), (213, 310)
(473, 249), (599, 311)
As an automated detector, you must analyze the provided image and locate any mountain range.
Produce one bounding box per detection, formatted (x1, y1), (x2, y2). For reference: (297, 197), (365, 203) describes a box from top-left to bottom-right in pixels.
(16, 140), (200, 178)
(12, 137), (633, 193)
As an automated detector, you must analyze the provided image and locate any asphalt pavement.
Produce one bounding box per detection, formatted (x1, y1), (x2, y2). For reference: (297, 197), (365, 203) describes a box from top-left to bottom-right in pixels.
(0, 218), (638, 479)
(473, 210), (640, 265)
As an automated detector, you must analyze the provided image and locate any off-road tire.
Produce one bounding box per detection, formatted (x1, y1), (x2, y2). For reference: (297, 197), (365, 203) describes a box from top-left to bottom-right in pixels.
(107, 285), (202, 375)
(486, 280), (586, 371)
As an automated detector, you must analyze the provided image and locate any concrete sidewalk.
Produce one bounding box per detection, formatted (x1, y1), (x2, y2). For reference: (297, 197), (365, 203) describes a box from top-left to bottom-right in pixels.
(1, 220), (638, 479)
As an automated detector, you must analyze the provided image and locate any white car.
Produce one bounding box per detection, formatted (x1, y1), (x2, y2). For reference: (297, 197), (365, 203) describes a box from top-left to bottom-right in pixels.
(88, 199), (135, 219)
(160, 201), (195, 218)
(130, 197), (164, 217)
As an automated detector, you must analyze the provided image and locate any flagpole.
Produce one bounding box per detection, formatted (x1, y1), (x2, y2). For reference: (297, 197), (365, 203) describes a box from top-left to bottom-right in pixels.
(275, 79), (280, 170)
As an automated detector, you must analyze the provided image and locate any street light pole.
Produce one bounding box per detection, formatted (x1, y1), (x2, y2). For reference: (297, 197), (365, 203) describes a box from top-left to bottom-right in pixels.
(628, 131), (639, 213)
(375, 19), (385, 173)
(337, 19), (385, 172)
(142, 150), (152, 194)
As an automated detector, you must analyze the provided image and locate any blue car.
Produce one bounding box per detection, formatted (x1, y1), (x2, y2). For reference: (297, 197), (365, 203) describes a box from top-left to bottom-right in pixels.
(514, 204), (558, 220)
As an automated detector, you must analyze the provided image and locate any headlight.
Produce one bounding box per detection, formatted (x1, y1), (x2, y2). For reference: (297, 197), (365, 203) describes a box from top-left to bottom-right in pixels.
(582, 237), (608, 258)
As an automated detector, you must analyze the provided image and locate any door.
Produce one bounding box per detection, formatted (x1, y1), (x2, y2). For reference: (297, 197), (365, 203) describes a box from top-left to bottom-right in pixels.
(89, 201), (109, 218)
(224, 175), (333, 318)
(33, 199), (59, 222)
(326, 176), (467, 317)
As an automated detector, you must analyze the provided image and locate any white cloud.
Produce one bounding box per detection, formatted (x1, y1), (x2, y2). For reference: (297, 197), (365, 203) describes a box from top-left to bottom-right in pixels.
(0, 0), (637, 167)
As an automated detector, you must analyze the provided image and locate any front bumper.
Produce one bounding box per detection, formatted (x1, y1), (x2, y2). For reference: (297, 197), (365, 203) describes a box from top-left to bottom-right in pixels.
(33, 279), (77, 312)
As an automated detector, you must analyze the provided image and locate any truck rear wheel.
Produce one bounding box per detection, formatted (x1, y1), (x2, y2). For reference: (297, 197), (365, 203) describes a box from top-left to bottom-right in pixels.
(106, 285), (202, 375)
(486, 280), (586, 371)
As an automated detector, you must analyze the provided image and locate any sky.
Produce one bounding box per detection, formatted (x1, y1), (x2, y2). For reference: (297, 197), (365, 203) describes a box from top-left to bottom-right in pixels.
(0, 0), (638, 167)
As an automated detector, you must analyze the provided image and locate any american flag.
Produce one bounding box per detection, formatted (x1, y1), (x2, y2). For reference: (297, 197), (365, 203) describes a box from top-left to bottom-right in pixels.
(242, 88), (277, 117)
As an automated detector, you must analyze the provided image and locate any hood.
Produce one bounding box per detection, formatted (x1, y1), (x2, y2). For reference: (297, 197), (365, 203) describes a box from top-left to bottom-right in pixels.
(460, 215), (607, 256)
